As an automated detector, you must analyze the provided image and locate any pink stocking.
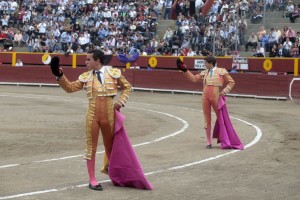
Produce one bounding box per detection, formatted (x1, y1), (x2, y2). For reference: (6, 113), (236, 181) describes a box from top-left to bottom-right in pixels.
(86, 159), (98, 186)
(205, 128), (212, 145)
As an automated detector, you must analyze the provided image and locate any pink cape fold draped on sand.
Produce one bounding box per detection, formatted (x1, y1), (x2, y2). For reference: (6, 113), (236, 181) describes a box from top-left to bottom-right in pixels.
(108, 110), (153, 190)
(213, 96), (244, 150)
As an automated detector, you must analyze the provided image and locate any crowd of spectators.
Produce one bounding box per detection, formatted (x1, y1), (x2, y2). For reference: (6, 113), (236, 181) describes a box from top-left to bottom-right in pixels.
(0, 0), (162, 54)
(245, 25), (300, 57)
(0, 0), (299, 58)
(165, 0), (300, 57)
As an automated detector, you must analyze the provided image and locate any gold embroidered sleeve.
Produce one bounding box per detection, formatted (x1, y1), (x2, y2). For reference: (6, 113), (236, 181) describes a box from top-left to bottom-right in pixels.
(58, 75), (84, 93)
(117, 75), (132, 106)
(183, 70), (202, 83)
(222, 71), (235, 94)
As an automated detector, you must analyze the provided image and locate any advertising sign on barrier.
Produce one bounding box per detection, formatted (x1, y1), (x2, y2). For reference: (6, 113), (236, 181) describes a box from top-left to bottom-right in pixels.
(232, 57), (248, 70)
(194, 59), (206, 69)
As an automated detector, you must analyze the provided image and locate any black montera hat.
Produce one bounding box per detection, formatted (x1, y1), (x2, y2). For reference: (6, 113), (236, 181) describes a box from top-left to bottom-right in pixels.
(204, 56), (217, 65)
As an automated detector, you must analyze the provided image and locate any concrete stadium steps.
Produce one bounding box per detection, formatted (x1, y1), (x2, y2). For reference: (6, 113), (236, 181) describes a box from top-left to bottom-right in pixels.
(264, 11), (286, 18)
(246, 10), (300, 34)
(157, 19), (176, 26)
(12, 47), (28, 52)
(247, 23), (300, 32)
(156, 19), (176, 39)
(242, 10), (300, 55)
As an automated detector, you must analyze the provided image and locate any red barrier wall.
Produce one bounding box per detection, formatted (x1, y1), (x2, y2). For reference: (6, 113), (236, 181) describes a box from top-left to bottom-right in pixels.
(0, 53), (298, 74)
(16, 53), (74, 66)
(1, 66), (300, 99)
(0, 53), (12, 64)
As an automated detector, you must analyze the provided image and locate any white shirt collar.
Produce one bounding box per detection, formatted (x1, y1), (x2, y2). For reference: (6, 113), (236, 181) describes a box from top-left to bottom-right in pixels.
(94, 66), (106, 73)
(210, 66), (217, 71)
(100, 66), (106, 73)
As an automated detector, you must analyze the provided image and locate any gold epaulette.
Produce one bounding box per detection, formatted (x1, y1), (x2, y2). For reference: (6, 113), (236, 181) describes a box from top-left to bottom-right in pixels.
(217, 68), (228, 76)
(78, 71), (92, 82)
(107, 66), (121, 78)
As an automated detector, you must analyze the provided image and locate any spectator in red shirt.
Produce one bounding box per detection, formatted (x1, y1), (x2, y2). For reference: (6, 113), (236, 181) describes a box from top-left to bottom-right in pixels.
(0, 30), (7, 45)
(180, 47), (189, 56)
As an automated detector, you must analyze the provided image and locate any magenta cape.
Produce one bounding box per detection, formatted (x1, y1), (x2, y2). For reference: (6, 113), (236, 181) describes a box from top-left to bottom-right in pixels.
(213, 96), (244, 150)
(108, 110), (153, 190)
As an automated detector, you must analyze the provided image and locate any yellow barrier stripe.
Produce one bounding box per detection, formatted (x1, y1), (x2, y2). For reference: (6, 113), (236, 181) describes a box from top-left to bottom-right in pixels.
(12, 52), (16, 67)
(72, 54), (76, 68)
(294, 58), (299, 77)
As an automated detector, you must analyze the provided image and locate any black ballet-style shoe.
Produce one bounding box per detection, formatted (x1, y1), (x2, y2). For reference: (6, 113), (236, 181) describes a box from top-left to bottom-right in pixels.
(206, 144), (212, 149)
(89, 183), (103, 191)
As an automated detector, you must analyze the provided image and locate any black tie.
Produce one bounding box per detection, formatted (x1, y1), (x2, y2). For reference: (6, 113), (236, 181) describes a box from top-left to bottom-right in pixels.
(95, 71), (102, 84)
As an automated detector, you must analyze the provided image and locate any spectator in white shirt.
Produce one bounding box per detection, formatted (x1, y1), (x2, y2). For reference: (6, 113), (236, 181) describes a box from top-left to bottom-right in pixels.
(23, 12), (31, 23)
(103, 7), (111, 21)
(2, 1), (8, 13)
(57, 14), (65, 23)
(252, 44), (265, 57)
(53, 27), (61, 40)
(13, 30), (22, 47)
(84, 30), (91, 44)
(78, 33), (87, 49)
(283, 37), (292, 56)
(38, 19), (47, 36)
(274, 27), (282, 43)
(95, 18), (102, 28)
(87, 0), (93, 4)
(209, 13), (217, 25)
(10, 0), (18, 13)
(266, 0), (275, 11)
(116, 39), (124, 50)
(163, 27), (173, 42)
(129, 7), (137, 19)
(284, 1), (294, 17)
(104, 46), (112, 55)
(15, 59), (23, 67)
(187, 48), (195, 56)
(239, 0), (249, 17)
(1, 14), (9, 27)
(195, 0), (204, 18)
(220, 2), (229, 15)
(56, 5), (64, 15)
(108, 36), (116, 47)
(268, 28), (278, 52)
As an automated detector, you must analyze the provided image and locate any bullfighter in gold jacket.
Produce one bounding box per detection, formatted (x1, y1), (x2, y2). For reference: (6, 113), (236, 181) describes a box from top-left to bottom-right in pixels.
(49, 50), (132, 191)
(177, 56), (235, 149)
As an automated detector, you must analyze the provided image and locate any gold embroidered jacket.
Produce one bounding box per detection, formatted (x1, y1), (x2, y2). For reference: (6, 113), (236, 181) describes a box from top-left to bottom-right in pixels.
(184, 68), (235, 94)
(58, 66), (132, 105)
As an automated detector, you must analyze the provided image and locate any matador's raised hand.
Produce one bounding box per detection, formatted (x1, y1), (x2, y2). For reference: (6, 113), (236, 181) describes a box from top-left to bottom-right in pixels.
(176, 59), (187, 72)
(50, 56), (63, 78)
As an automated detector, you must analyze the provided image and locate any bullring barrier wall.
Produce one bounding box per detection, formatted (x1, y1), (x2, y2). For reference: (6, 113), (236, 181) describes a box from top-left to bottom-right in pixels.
(0, 53), (299, 100)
